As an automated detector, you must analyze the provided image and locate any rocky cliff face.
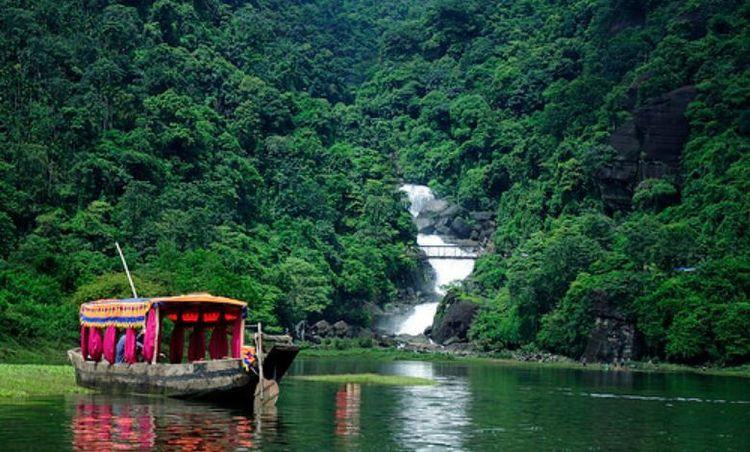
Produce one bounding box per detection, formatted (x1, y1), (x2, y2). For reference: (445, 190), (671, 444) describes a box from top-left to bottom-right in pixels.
(581, 290), (638, 363)
(597, 85), (696, 211)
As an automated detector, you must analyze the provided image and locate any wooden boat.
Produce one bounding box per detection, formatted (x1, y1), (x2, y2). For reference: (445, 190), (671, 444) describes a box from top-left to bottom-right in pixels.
(68, 293), (298, 408)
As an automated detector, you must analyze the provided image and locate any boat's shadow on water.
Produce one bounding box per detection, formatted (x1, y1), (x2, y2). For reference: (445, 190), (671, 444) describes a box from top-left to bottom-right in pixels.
(68, 393), (281, 450)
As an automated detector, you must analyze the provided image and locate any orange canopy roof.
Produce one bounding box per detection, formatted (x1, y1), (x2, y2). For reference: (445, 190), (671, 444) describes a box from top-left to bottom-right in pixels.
(152, 293), (247, 308)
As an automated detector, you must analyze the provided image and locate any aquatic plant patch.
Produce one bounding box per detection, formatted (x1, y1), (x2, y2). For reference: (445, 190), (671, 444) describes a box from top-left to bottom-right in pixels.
(292, 373), (436, 386)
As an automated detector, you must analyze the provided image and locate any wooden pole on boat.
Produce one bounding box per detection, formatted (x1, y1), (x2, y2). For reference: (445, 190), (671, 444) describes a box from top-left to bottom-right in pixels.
(115, 242), (138, 298)
(257, 322), (264, 404)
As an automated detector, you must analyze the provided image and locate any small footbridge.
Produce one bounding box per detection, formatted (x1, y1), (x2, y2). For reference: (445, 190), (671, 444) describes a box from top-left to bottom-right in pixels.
(414, 244), (482, 260)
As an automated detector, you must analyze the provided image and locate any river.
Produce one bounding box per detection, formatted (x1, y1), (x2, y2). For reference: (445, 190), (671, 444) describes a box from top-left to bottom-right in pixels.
(2, 358), (749, 450)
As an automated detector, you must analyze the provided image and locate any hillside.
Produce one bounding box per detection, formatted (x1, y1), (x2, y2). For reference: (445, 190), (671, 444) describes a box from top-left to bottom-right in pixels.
(1, 0), (749, 365)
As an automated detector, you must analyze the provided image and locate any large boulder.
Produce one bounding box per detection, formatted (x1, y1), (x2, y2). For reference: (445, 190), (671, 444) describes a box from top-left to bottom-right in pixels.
(434, 217), (452, 235)
(450, 217), (472, 239)
(430, 291), (479, 344)
(415, 216), (436, 233)
(310, 320), (332, 338)
(423, 199), (449, 214)
(597, 85), (696, 211)
(332, 320), (351, 338)
(438, 204), (462, 219)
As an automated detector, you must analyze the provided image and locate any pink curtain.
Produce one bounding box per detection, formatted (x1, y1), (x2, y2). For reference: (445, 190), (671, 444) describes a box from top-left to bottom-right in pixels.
(88, 327), (103, 361)
(80, 325), (89, 359)
(209, 323), (228, 359)
(231, 318), (242, 358)
(188, 325), (205, 362)
(103, 326), (117, 364)
(125, 328), (137, 364)
(142, 308), (158, 363)
(169, 322), (184, 364)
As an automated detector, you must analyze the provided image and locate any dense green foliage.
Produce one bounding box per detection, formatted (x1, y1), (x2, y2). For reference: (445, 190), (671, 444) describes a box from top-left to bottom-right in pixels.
(0, 0), (420, 347)
(1, 0), (748, 365)
(347, 0), (750, 364)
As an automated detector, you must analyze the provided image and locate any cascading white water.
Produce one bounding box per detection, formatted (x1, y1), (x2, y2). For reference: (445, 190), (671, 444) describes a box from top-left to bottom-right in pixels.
(395, 184), (475, 335)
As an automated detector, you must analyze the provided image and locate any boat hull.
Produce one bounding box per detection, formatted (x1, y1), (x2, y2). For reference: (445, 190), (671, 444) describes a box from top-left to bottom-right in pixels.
(68, 349), (256, 405)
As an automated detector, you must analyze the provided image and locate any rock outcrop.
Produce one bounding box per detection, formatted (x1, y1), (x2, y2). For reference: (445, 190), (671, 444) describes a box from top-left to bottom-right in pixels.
(413, 198), (495, 246)
(582, 291), (638, 363)
(597, 85), (696, 211)
(430, 291), (479, 344)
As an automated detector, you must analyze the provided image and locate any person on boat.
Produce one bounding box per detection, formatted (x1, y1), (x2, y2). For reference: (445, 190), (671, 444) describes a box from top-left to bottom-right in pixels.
(115, 332), (145, 363)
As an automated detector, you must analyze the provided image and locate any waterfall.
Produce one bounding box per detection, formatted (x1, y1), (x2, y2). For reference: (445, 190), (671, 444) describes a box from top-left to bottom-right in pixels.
(395, 184), (476, 336)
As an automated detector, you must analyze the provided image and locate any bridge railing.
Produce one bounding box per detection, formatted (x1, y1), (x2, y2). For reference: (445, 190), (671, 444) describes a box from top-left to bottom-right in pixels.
(414, 245), (481, 259)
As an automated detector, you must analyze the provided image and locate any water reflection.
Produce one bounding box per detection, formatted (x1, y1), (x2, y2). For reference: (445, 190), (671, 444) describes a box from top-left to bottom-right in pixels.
(72, 402), (156, 450)
(69, 395), (274, 450)
(334, 383), (361, 438)
(390, 361), (471, 451)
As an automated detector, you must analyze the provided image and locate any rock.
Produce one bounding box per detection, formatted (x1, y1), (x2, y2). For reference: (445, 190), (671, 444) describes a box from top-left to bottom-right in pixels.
(582, 288), (638, 363)
(423, 199), (449, 214)
(470, 211), (494, 221)
(439, 204), (462, 218)
(310, 320), (332, 338)
(415, 216), (436, 233)
(583, 319), (636, 364)
(443, 336), (460, 346)
(395, 333), (430, 344)
(450, 217), (472, 239)
(430, 292), (479, 344)
(350, 326), (373, 339)
(332, 320), (350, 338)
(434, 216), (452, 235)
(377, 335), (395, 347)
(597, 85), (696, 211)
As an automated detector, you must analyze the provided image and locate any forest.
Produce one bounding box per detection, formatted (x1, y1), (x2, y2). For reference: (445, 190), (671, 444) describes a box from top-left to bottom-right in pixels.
(1, 0), (748, 365)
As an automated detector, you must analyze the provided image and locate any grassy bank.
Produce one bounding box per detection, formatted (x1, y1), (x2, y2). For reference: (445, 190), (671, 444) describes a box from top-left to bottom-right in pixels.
(0, 364), (88, 398)
(0, 339), (75, 365)
(299, 346), (750, 378)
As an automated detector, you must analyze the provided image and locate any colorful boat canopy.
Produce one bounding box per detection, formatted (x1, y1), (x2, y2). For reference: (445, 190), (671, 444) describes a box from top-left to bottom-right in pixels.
(79, 293), (248, 328)
(79, 298), (153, 328)
(152, 294), (247, 307)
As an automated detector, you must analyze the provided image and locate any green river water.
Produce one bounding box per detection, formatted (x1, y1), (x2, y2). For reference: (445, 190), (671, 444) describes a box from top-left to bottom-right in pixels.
(1, 357), (749, 450)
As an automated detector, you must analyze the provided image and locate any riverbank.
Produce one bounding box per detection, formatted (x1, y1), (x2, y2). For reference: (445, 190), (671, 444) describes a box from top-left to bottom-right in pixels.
(0, 364), (89, 398)
(0, 339), (73, 365)
(299, 345), (750, 378)
(2, 344), (748, 399)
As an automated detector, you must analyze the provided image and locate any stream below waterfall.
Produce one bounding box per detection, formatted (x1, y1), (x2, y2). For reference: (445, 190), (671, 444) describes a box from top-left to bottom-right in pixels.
(390, 184), (475, 336)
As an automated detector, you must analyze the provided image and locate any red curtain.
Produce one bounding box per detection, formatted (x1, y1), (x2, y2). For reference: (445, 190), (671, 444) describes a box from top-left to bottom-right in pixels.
(231, 318), (243, 358)
(88, 327), (103, 361)
(103, 326), (117, 364)
(188, 325), (205, 362)
(80, 325), (89, 359)
(209, 323), (228, 359)
(125, 328), (137, 364)
(142, 308), (158, 363)
(169, 322), (184, 364)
